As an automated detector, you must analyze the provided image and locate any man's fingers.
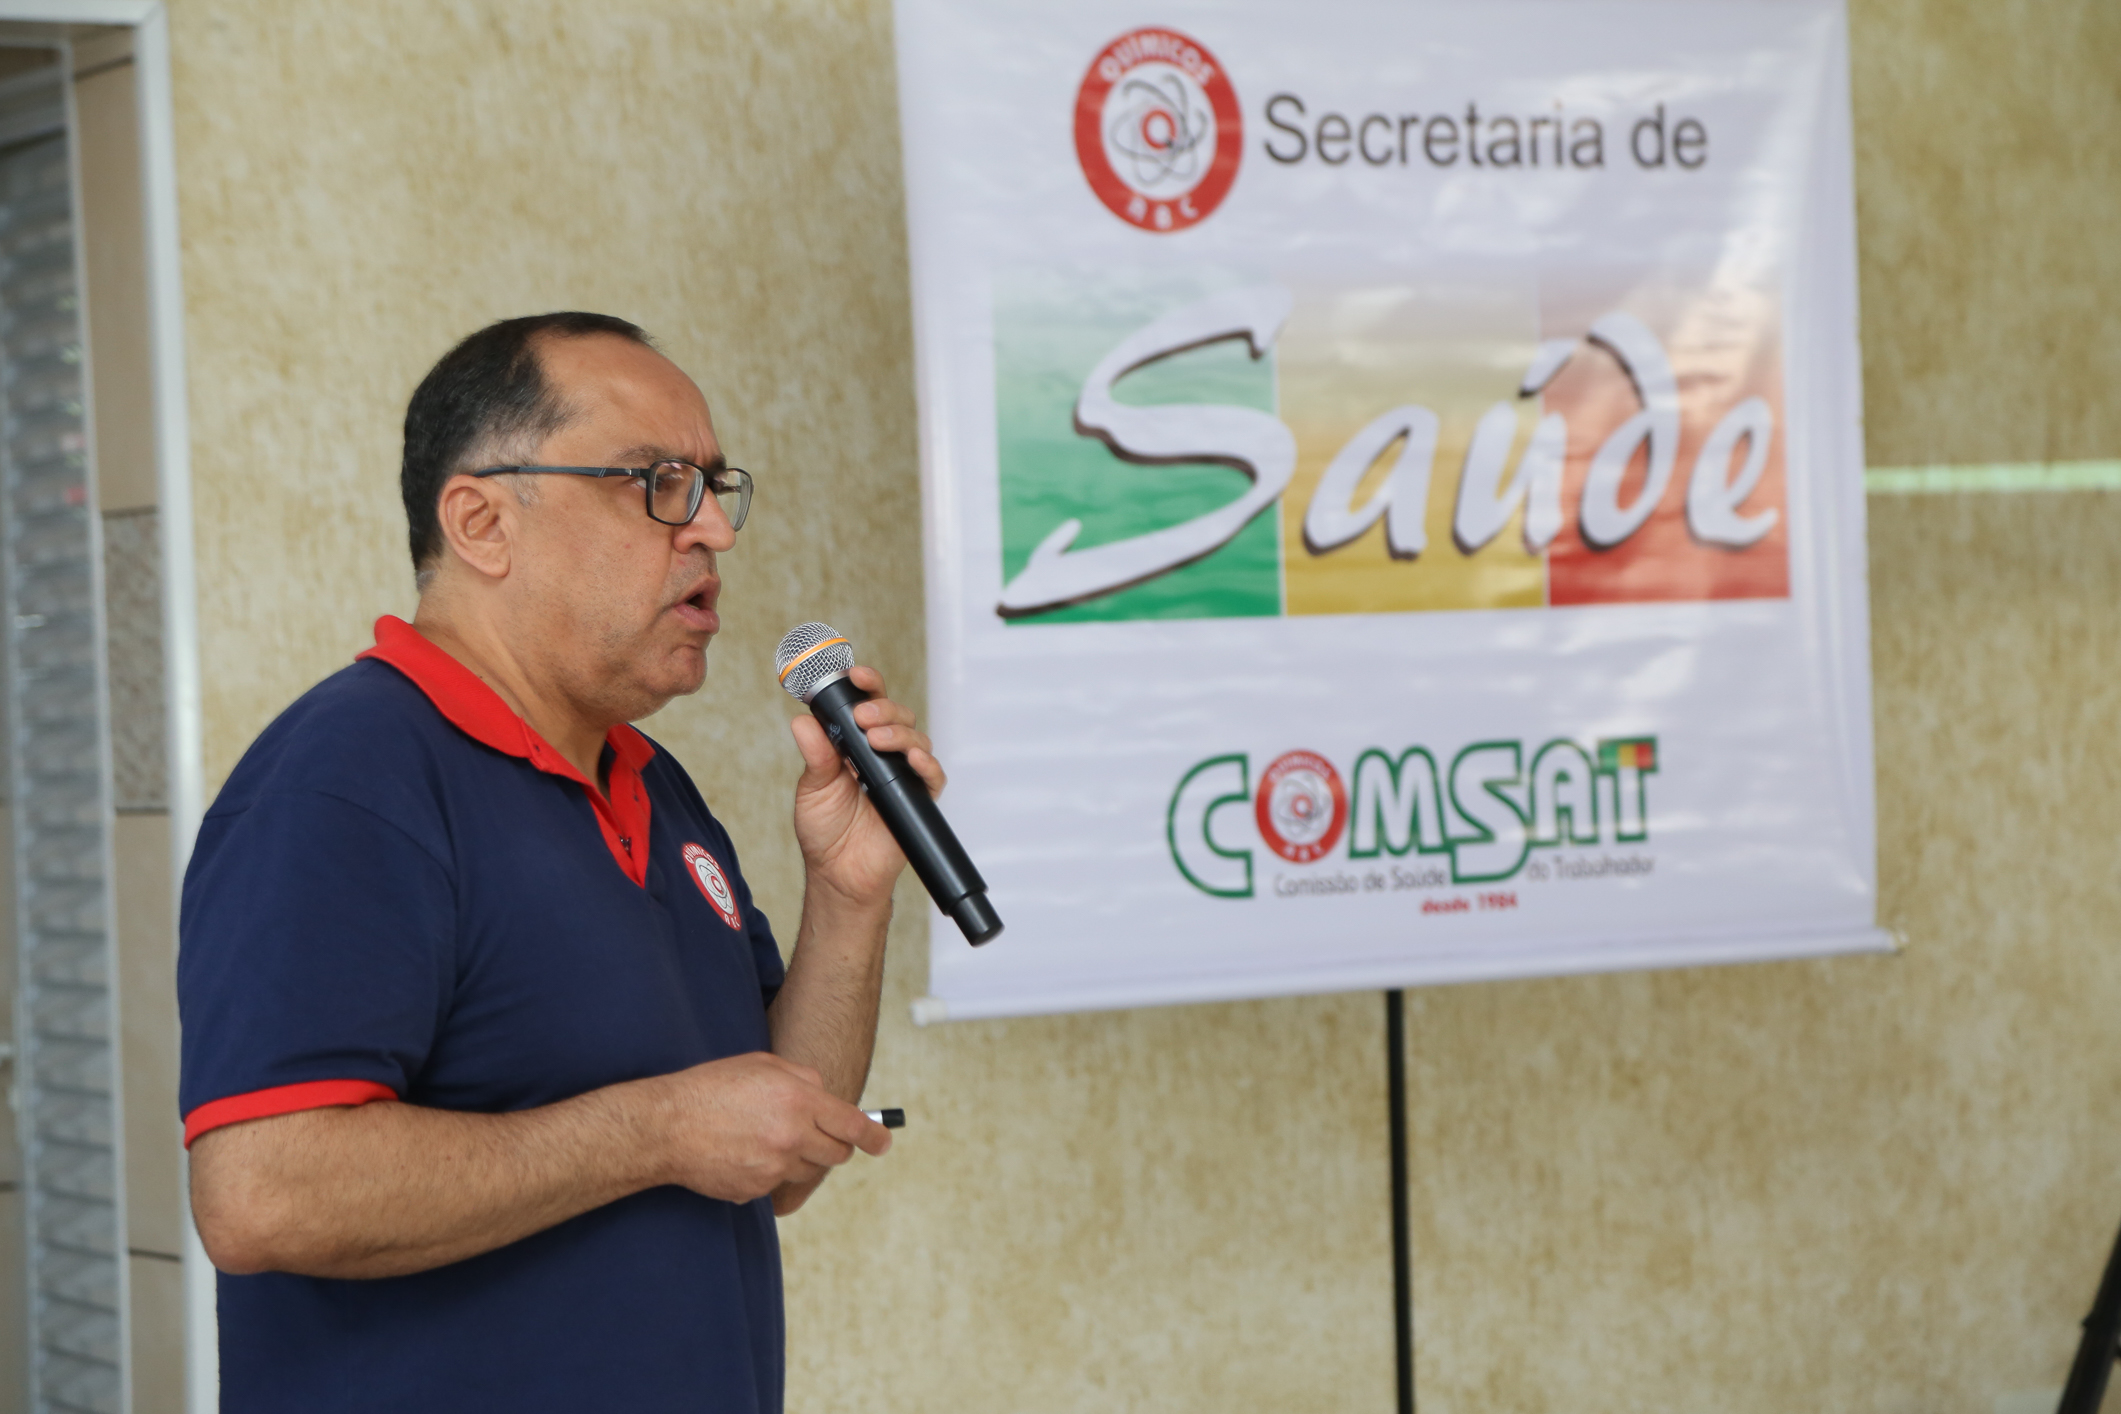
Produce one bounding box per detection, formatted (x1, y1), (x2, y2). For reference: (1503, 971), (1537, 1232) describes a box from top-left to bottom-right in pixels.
(794, 1126), (857, 1171)
(860, 722), (932, 758)
(788, 716), (844, 786)
(830, 669), (948, 800)
(911, 749), (946, 798)
(863, 726), (944, 794)
(660, 1055), (897, 1207)
(817, 1103), (894, 1158)
(848, 705), (944, 798)
(852, 694), (916, 730)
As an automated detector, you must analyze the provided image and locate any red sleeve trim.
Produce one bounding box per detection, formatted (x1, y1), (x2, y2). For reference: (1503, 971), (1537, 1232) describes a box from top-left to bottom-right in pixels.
(183, 1079), (399, 1148)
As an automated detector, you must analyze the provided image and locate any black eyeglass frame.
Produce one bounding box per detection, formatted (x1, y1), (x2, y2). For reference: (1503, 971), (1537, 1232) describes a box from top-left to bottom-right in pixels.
(470, 462), (753, 531)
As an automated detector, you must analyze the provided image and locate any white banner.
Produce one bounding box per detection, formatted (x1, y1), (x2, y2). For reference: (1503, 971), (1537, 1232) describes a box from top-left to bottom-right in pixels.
(894, 0), (1886, 1023)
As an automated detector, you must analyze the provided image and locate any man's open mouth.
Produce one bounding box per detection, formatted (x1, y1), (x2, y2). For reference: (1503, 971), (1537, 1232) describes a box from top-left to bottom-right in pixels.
(671, 579), (719, 631)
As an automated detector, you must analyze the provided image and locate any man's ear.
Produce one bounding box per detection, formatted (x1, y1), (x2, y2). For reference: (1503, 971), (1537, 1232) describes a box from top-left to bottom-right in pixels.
(433, 474), (517, 582)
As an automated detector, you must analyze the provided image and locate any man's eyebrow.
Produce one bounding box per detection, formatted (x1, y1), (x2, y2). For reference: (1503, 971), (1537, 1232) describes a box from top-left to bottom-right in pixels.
(610, 445), (727, 472)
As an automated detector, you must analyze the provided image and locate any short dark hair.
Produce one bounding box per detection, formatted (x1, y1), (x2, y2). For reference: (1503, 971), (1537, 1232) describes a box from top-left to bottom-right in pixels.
(400, 311), (651, 574)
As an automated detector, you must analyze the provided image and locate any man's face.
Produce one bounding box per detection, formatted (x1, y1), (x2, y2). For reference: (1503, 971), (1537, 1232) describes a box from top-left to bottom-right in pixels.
(504, 333), (736, 723)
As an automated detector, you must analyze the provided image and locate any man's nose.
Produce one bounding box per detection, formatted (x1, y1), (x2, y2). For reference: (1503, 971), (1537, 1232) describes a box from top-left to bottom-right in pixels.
(675, 495), (738, 553)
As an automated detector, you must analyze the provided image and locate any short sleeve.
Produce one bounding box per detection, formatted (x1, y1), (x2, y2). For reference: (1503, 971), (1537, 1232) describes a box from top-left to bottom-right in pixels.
(700, 809), (783, 1009)
(644, 744), (785, 1010)
(732, 856), (785, 1009)
(178, 789), (455, 1145)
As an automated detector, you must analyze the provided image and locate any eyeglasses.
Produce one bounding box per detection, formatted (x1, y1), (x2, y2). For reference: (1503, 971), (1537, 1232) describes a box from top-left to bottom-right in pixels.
(471, 461), (753, 531)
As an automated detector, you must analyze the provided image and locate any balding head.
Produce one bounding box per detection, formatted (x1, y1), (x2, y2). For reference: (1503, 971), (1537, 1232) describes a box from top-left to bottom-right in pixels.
(401, 312), (652, 585)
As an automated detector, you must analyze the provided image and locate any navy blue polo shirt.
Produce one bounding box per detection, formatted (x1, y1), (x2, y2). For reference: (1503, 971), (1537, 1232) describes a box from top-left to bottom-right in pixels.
(178, 615), (789, 1414)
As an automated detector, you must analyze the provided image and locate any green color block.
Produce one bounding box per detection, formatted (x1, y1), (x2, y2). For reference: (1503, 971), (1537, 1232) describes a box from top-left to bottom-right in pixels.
(993, 270), (1283, 625)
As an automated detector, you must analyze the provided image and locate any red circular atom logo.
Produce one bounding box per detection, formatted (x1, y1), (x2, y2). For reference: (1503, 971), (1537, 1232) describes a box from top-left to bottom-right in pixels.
(1254, 751), (1348, 864)
(682, 842), (743, 930)
(1074, 28), (1243, 233)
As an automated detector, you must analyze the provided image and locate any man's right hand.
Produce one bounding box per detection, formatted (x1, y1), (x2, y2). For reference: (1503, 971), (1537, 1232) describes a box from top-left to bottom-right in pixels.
(642, 1051), (892, 1206)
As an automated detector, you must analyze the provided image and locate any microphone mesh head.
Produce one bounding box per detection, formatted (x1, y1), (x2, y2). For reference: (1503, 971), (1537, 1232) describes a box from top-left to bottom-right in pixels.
(775, 622), (854, 703)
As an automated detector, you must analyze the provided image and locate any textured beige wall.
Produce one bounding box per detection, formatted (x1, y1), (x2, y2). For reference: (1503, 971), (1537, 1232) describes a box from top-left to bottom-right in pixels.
(1852, 0), (2121, 467)
(160, 0), (2118, 1410)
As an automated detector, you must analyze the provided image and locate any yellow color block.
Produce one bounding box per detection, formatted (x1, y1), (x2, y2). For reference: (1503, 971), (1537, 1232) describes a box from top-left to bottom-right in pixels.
(1276, 279), (1548, 617)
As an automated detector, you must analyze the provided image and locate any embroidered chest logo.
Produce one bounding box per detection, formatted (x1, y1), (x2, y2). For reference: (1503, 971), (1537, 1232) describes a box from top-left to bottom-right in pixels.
(681, 842), (743, 930)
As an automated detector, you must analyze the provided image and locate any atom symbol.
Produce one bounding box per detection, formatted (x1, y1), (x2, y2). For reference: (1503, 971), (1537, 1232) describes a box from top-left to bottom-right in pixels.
(1106, 73), (1208, 191)
(1270, 771), (1335, 846)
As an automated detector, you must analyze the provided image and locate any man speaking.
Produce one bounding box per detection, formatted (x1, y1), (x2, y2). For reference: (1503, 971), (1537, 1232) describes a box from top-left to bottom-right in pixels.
(178, 313), (932, 1412)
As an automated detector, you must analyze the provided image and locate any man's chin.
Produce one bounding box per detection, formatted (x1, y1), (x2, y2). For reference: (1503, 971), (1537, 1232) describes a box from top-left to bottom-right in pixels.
(603, 647), (710, 724)
(650, 646), (712, 701)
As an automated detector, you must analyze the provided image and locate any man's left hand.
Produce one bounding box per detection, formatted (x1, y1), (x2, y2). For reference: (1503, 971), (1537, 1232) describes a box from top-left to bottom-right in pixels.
(788, 665), (944, 908)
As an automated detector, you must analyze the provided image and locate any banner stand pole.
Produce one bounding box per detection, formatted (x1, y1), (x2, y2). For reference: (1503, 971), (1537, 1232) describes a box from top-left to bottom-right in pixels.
(1387, 990), (1415, 1414)
(2057, 1214), (2121, 1413)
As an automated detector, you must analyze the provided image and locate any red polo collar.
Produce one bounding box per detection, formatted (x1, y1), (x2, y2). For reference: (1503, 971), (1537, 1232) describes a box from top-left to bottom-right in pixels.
(357, 615), (655, 886)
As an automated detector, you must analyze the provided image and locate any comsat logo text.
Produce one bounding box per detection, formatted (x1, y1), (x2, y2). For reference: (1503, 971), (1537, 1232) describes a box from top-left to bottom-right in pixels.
(1167, 737), (1658, 898)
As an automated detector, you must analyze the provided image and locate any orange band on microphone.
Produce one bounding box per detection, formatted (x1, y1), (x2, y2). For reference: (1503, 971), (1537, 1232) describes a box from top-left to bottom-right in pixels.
(777, 637), (849, 685)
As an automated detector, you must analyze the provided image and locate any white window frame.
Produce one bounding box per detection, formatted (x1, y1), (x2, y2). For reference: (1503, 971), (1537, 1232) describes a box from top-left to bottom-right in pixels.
(0, 3), (205, 1410)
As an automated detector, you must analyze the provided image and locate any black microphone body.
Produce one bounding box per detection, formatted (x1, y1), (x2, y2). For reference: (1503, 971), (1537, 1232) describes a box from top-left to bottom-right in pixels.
(807, 675), (1003, 945)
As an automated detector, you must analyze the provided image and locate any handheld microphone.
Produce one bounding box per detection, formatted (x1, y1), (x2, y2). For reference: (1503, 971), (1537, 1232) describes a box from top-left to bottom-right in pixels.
(775, 623), (1003, 946)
